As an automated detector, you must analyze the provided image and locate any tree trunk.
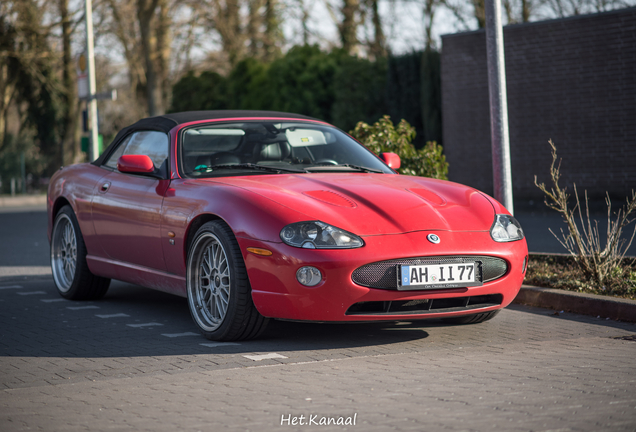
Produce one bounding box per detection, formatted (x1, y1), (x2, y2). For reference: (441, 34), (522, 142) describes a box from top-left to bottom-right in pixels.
(367, 0), (386, 58)
(423, 0), (436, 51)
(247, 0), (262, 57)
(300, 0), (310, 45)
(0, 58), (16, 152)
(472, 0), (486, 28)
(340, 0), (360, 55)
(221, 0), (244, 67)
(137, 0), (163, 116)
(262, 0), (281, 61)
(59, 0), (78, 165)
(156, 0), (171, 113)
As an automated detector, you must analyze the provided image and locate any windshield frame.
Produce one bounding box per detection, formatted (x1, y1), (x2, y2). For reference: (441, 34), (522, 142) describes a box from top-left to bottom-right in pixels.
(176, 119), (394, 179)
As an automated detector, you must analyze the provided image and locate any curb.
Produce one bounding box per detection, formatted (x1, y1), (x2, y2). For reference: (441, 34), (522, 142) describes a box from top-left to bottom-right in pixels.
(513, 285), (636, 322)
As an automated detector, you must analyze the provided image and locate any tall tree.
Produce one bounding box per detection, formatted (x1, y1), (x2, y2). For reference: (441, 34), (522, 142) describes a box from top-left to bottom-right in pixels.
(136, 0), (171, 115)
(339, 0), (361, 54)
(206, 0), (246, 67)
(366, 0), (386, 58)
(6, 0), (63, 173)
(0, 12), (19, 152)
(423, 0), (441, 49)
(58, 0), (80, 165)
(262, 0), (283, 61)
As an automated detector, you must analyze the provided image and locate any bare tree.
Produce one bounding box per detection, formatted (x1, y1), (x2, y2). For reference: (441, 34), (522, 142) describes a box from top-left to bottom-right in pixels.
(204, 0), (247, 67)
(366, 0), (387, 57)
(340, 0), (361, 54)
(136, 0), (170, 116)
(0, 0), (68, 172)
(296, 0), (312, 45)
(0, 7), (19, 152)
(262, 0), (283, 60)
(57, 0), (81, 165)
(422, 0), (442, 49)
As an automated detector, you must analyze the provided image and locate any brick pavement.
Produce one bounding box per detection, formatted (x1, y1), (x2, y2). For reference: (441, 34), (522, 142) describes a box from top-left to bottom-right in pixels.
(1, 277), (635, 431)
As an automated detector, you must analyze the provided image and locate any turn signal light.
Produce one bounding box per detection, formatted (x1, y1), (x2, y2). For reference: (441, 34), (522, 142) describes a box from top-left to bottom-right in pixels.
(247, 247), (273, 256)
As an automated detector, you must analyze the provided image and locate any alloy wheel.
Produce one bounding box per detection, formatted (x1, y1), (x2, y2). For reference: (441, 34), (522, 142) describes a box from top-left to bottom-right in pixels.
(188, 233), (231, 332)
(51, 214), (78, 293)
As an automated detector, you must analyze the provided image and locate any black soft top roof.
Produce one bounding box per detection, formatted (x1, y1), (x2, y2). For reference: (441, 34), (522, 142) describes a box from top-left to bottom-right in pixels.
(92, 110), (319, 166)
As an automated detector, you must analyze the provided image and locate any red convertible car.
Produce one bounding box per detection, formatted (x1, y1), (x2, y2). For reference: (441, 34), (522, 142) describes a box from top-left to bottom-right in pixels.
(48, 110), (528, 341)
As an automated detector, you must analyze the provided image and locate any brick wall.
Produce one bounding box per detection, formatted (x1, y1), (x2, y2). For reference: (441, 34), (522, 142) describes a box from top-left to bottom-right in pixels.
(441, 8), (636, 202)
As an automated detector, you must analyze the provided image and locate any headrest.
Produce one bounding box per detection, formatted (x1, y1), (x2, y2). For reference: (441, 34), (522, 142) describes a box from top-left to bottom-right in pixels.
(256, 142), (291, 161)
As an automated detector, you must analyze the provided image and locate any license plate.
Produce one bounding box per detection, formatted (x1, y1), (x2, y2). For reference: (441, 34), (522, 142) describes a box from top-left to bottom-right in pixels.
(398, 262), (482, 290)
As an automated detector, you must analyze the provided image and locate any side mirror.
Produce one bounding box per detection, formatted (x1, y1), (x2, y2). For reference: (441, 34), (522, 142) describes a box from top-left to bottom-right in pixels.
(380, 152), (401, 170)
(117, 155), (155, 174)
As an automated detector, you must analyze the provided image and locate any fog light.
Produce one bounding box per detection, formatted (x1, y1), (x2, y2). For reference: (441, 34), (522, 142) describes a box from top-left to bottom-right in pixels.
(296, 266), (322, 286)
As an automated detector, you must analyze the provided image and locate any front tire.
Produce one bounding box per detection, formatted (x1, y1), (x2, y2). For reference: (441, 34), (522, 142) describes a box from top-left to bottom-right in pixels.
(186, 221), (268, 341)
(50, 205), (110, 300)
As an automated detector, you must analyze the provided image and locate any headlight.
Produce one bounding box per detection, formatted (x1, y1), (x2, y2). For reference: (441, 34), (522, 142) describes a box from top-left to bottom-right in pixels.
(280, 221), (364, 249)
(490, 214), (524, 242)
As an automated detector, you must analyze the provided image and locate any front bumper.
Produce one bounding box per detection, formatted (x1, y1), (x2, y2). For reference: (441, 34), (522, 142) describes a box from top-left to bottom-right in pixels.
(239, 230), (528, 322)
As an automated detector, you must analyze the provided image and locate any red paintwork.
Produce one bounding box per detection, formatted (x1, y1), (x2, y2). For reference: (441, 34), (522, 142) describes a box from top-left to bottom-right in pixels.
(117, 155), (155, 173)
(47, 116), (528, 321)
(380, 152), (401, 169)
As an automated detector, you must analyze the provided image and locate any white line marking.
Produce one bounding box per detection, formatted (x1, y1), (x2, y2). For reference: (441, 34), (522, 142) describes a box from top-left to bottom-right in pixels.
(0, 285), (23, 290)
(243, 353), (288, 361)
(200, 342), (241, 348)
(96, 313), (130, 319)
(66, 305), (100, 310)
(17, 291), (47, 296)
(41, 298), (65, 303)
(126, 322), (163, 328)
(162, 332), (199, 338)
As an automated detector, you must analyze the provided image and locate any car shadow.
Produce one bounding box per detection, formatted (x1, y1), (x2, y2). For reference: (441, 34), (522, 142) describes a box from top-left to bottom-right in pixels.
(0, 280), (430, 358)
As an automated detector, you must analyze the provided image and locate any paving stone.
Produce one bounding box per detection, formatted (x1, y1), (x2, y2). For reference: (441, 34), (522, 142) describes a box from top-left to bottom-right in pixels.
(1, 279), (636, 431)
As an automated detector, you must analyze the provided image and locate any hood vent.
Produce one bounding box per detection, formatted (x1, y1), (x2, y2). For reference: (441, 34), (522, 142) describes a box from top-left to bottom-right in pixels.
(408, 188), (446, 206)
(303, 190), (357, 208)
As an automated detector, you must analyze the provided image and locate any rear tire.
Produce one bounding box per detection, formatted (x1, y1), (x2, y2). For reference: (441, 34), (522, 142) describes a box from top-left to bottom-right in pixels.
(441, 309), (501, 324)
(50, 205), (110, 300)
(186, 220), (268, 341)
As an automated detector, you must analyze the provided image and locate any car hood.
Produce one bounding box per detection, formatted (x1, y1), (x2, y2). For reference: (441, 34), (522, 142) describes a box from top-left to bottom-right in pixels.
(196, 174), (495, 236)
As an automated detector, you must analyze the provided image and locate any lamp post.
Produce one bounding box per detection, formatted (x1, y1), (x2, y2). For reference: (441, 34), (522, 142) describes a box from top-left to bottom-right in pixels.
(485, 0), (514, 214)
(85, 0), (99, 162)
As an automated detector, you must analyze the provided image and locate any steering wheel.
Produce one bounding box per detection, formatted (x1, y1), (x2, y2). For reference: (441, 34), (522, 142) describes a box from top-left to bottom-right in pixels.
(313, 159), (339, 165)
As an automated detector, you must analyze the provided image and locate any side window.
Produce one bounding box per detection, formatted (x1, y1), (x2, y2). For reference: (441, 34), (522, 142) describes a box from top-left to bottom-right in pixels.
(104, 135), (132, 169)
(103, 131), (169, 171)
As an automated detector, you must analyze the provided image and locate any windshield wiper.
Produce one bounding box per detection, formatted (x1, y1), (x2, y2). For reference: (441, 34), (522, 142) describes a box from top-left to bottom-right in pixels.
(306, 164), (384, 173)
(205, 163), (308, 174)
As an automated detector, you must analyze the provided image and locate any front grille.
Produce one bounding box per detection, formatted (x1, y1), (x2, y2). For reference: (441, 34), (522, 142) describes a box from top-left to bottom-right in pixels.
(351, 256), (508, 290)
(345, 294), (503, 315)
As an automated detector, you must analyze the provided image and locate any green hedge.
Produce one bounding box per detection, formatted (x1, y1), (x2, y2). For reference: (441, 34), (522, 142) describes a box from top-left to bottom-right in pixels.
(169, 45), (442, 147)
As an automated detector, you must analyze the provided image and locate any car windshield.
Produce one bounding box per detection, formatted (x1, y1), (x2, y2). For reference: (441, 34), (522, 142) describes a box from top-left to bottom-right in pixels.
(180, 121), (393, 177)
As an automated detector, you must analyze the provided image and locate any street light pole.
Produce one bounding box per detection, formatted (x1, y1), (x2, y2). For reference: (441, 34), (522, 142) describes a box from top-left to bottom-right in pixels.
(484, 0), (514, 214)
(85, 0), (99, 161)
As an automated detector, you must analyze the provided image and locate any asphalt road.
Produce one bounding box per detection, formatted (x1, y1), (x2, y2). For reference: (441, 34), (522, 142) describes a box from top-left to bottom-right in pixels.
(1, 207), (636, 431)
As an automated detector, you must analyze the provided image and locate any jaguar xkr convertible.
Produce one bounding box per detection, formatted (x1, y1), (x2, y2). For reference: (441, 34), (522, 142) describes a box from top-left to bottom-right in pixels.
(48, 111), (528, 340)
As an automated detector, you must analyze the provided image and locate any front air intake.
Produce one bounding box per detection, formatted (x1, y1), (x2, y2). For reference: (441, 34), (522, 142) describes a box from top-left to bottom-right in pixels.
(345, 294), (503, 315)
(352, 256), (508, 290)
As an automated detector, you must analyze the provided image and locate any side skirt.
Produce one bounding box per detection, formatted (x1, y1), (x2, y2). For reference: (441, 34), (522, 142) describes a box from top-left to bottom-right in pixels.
(86, 255), (187, 298)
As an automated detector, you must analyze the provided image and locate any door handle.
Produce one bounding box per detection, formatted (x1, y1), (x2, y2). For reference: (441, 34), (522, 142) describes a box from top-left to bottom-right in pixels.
(100, 182), (110, 193)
